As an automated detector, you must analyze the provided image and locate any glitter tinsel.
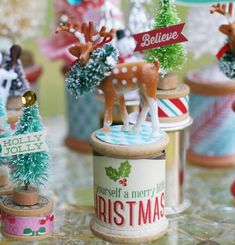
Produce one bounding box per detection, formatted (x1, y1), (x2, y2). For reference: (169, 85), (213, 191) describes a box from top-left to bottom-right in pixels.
(0, 0), (47, 42)
(66, 43), (118, 98)
(98, 0), (124, 30)
(11, 102), (50, 189)
(218, 50), (235, 79)
(128, 0), (151, 34)
(145, 0), (187, 75)
(0, 95), (11, 165)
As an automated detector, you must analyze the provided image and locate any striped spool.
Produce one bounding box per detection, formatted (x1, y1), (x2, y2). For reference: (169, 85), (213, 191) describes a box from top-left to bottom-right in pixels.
(185, 65), (235, 167)
(157, 84), (190, 123)
(158, 96), (189, 118)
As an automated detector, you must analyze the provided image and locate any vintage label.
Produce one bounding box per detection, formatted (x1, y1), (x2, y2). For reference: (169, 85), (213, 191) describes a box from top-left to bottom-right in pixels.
(0, 131), (48, 157)
(93, 156), (166, 232)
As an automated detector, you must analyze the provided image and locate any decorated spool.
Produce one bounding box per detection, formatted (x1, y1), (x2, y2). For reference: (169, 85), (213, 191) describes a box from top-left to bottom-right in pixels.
(185, 66), (235, 167)
(0, 195), (54, 241)
(157, 83), (190, 124)
(90, 126), (169, 244)
(144, 83), (192, 214)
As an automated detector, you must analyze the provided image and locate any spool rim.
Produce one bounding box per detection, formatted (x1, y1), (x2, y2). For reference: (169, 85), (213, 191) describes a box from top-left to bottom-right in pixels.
(0, 195), (53, 216)
(187, 150), (235, 168)
(90, 130), (169, 159)
(90, 218), (168, 244)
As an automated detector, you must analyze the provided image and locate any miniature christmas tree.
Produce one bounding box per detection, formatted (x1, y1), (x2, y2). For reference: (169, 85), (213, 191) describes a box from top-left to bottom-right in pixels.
(0, 95), (11, 165)
(11, 92), (50, 191)
(145, 0), (186, 75)
(3, 46), (29, 98)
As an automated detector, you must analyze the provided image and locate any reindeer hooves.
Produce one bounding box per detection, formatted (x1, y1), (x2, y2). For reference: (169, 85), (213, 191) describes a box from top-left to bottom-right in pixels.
(151, 129), (161, 138)
(132, 125), (141, 133)
(102, 127), (110, 134)
(121, 124), (130, 132)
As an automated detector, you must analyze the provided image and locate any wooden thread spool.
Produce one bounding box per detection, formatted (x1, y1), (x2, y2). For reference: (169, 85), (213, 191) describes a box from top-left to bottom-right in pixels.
(185, 66), (235, 168)
(90, 127), (169, 244)
(0, 195), (54, 241)
(13, 187), (39, 206)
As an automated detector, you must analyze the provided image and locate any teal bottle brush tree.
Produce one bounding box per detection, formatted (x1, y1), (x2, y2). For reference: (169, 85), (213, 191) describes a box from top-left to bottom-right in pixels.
(145, 0), (187, 76)
(1, 91), (51, 206)
(0, 94), (12, 190)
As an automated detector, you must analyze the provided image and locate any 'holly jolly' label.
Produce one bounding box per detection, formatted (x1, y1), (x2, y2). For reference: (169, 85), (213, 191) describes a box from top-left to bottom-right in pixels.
(93, 156), (166, 232)
(0, 131), (48, 157)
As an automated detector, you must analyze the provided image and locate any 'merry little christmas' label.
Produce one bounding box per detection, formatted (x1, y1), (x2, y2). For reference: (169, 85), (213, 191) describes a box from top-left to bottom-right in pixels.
(133, 23), (187, 52)
(93, 156), (167, 231)
(0, 131), (48, 157)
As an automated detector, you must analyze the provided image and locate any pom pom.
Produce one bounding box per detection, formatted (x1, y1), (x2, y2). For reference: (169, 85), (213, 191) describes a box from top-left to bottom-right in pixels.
(65, 43), (118, 97)
(218, 50), (235, 79)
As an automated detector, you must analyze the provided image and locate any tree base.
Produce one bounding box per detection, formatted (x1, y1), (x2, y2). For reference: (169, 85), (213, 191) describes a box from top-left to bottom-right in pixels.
(13, 187), (39, 206)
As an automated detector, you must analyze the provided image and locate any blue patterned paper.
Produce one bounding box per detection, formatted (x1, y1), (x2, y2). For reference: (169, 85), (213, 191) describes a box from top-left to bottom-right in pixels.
(96, 125), (163, 146)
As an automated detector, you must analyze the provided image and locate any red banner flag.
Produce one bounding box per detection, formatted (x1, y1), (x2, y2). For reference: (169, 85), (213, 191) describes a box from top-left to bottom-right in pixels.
(133, 23), (188, 52)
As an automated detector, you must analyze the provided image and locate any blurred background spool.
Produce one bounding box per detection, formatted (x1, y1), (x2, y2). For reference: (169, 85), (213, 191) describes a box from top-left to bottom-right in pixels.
(185, 65), (235, 168)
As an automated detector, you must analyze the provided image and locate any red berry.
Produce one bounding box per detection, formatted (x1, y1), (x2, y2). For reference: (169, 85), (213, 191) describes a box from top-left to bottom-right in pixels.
(50, 215), (54, 221)
(119, 180), (122, 184)
(123, 183), (127, 187)
(39, 219), (46, 225)
(230, 181), (235, 197)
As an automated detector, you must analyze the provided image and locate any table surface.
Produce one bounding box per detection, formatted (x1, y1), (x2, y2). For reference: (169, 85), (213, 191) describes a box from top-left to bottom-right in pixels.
(0, 116), (234, 245)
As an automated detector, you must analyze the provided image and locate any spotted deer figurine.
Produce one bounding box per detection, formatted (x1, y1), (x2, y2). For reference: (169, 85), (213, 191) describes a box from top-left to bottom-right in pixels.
(56, 22), (161, 136)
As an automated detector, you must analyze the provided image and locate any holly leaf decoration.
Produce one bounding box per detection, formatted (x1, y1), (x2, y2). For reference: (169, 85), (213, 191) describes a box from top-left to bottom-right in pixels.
(105, 167), (120, 182)
(118, 161), (131, 178)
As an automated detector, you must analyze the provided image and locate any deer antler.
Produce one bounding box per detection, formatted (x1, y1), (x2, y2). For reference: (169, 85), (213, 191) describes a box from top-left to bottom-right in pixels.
(56, 22), (85, 43)
(210, 2), (233, 19)
(95, 26), (115, 48)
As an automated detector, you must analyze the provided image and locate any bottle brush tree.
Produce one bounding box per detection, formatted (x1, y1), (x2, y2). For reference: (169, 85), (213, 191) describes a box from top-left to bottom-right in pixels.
(145, 0), (187, 76)
(11, 92), (50, 190)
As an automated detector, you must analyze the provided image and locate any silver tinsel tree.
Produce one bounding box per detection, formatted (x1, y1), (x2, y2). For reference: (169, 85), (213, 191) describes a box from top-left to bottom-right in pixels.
(185, 6), (226, 59)
(128, 0), (152, 34)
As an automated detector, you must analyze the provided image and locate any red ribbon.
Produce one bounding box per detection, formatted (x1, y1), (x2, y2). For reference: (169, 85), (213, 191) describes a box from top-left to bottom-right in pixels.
(132, 23), (188, 52)
(216, 43), (230, 59)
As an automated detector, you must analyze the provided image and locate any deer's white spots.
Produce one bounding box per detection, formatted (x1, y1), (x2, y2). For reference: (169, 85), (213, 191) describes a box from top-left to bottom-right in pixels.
(112, 79), (118, 84)
(132, 77), (138, 83)
(121, 67), (128, 73)
(113, 68), (119, 74)
(132, 66), (138, 72)
(122, 80), (127, 85)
